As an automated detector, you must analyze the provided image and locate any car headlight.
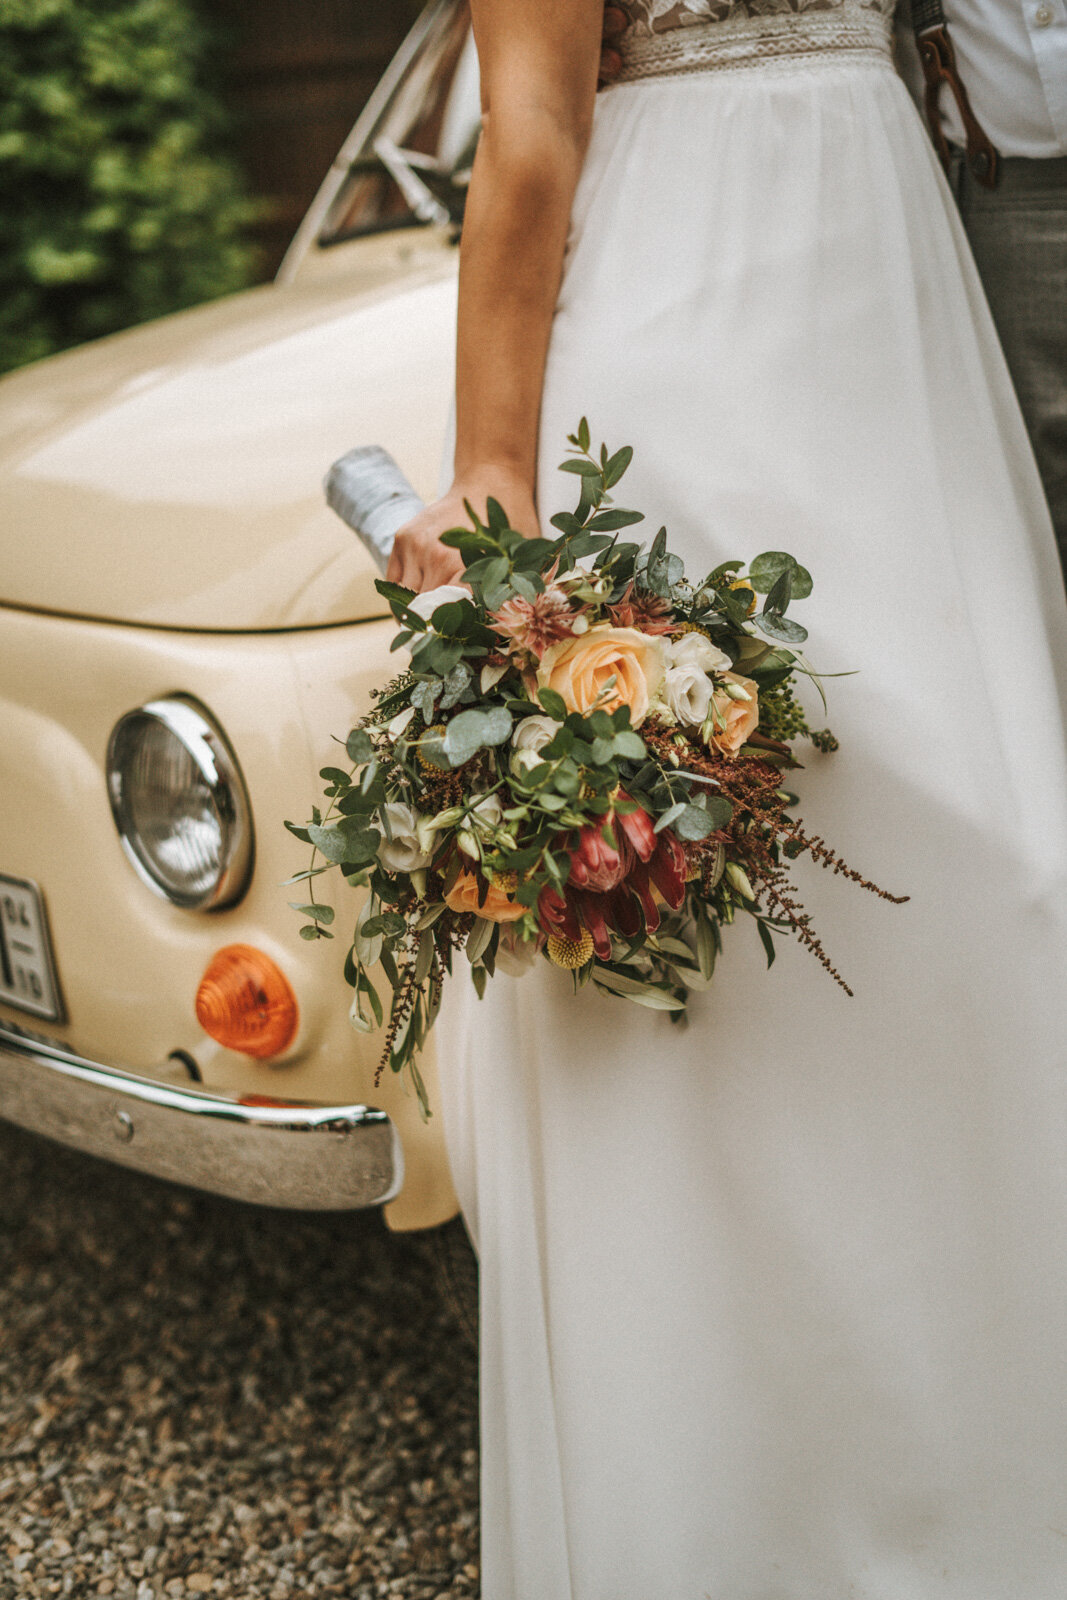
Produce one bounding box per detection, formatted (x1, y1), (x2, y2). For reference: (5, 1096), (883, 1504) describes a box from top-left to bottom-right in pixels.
(106, 696), (254, 910)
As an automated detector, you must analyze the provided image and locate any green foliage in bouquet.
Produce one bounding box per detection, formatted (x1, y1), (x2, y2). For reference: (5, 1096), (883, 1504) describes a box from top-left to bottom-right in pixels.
(287, 425), (906, 1117)
(0, 0), (258, 375)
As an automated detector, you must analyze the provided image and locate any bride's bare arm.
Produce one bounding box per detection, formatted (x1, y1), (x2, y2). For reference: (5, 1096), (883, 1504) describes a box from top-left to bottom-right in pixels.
(386, 0), (604, 591)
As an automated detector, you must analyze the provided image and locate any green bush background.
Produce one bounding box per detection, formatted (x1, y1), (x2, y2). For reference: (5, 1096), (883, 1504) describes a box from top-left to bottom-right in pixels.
(0, 0), (259, 376)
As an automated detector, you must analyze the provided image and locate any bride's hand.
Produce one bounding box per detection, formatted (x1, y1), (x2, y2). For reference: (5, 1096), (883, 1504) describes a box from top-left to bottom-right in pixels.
(386, 473), (540, 593)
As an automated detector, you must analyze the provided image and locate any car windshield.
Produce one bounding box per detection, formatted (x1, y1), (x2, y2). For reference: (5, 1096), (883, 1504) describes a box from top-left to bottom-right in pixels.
(319, 0), (478, 245)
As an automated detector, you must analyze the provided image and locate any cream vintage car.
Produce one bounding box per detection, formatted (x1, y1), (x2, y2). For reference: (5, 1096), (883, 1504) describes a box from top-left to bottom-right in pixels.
(0, 0), (479, 1233)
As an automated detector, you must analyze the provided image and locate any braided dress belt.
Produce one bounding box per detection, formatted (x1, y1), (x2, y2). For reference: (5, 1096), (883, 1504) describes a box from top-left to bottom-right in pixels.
(613, 6), (895, 83)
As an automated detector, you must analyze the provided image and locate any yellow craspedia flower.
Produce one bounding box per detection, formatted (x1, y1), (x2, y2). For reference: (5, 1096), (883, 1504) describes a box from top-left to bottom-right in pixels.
(416, 725), (450, 771)
(547, 930), (594, 969)
(489, 869), (519, 893)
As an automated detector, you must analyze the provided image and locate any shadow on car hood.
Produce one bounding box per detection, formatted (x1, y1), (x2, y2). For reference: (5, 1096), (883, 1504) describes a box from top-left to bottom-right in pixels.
(0, 233), (457, 631)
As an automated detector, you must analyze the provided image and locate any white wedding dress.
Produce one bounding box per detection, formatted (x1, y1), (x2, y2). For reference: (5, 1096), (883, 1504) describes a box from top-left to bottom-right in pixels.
(436, 4), (1067, 1596)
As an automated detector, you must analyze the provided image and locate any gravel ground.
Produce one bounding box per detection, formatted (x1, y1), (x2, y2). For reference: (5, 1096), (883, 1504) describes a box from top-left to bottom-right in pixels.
(0, 1123), (479, 1600)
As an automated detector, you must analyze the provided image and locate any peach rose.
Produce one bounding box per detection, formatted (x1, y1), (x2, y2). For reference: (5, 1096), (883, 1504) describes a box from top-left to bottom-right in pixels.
(444, 867), (526, 924)
(708, 672), (759, 755)
(536, 626), (665, 728)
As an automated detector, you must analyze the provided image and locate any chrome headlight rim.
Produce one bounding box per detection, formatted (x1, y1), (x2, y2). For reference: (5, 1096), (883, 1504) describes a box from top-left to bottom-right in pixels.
(106, 694), (254, 912)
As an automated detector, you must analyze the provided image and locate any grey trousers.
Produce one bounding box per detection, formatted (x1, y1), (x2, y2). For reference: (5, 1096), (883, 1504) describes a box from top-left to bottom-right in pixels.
(949, 149), (1067, 587)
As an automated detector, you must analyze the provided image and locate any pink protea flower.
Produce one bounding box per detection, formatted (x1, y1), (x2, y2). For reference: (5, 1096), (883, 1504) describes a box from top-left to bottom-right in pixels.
(492, 586), (578, 660)
(615, 797), (656, 863)
(566, 820), (630, 893)
(536, 883), (582, 943)
(626, 831), (687, 934)
(607, 583), (675, 637)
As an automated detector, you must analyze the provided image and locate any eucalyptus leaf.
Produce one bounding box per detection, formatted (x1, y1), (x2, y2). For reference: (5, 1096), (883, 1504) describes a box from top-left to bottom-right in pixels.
(288, 902), (334, 925)
(702, 796), (735, 830)
(695, 910), (718, 978)
(756, 612), (809, 645)
(748, 551), (813, 600)
(308, 823), (355, 864)
(704, 842), (726, 888)
(587, 508), (643, 531)
(627, 990), (687, 1011)
(550, 512), (582, 536)
(602, 445), (633, 488)
(591, 967), (658, 997)
(465, 916), (495, 966)
(414, 902), (448, 931)
(764, 567), (794, 615)
(443, 706), (513, 766)
(360, 971), (384, 1029)
(673, 804), (718, 841)
(756, 918), (778, 969)
(348, 989), (373, 1033)
(439, 661), (474, 710)
(279, 864), (332, 886)
(411, 678), (441, 721)
(654, 801), (687, 834)
(354, 898), (384, 967)
(414, 930), (436, 984)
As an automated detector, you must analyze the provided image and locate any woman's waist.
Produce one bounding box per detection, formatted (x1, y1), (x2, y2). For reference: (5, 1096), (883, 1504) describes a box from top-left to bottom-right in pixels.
(613, 4), (895, 85)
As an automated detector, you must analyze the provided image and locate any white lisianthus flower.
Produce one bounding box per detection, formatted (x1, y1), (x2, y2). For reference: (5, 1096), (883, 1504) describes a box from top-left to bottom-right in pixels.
(377, 803), (434, 873)
(407, 584), (470, 624)
(511, 714), (562, 755)
(468, 792), (504, 833)
(668, 630), (732, 675)
(664, 663), (715, 728)
(415, 815), (441, 857)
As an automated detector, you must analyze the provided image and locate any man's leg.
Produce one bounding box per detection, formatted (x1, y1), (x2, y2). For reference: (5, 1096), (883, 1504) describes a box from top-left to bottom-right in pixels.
(951, 152), (1067, 585)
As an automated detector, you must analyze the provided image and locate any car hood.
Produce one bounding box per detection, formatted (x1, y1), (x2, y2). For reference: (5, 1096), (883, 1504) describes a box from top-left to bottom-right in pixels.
(0, 232), (457, 630)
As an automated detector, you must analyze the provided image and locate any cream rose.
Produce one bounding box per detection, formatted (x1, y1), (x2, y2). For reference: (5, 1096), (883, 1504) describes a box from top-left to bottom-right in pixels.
(512, 714), (562, 754)
(536, 626), (665, 728)
(668, 630), (732, 675)
(664, 663), (714, 727)
(377, 803), (435, 873)
(707, 672), (760, 755)
(407, 584), (470, 624)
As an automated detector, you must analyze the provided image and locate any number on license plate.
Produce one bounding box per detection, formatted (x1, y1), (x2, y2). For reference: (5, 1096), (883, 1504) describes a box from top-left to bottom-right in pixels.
(0, 875), (64, 1022)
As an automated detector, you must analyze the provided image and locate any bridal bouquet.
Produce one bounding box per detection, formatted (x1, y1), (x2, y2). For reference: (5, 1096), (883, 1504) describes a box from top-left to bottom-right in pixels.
(287, 424), (904, 1115)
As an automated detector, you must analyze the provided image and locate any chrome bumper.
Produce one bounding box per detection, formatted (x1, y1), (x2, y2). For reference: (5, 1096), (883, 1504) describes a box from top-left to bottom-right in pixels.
(0, 1021), (403, 1210)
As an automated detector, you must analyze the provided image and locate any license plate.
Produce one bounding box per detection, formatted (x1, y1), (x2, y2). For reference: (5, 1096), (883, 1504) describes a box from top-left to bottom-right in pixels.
(0, 875), (64, 1022)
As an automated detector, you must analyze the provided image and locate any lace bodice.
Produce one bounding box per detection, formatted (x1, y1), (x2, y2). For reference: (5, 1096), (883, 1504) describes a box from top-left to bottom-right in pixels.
(611, 0), (897, 80)
(617, 0), (896, 33)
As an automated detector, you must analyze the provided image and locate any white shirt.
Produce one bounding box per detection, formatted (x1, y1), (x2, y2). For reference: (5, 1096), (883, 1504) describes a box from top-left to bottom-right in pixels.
(897, 0), (1067, 158)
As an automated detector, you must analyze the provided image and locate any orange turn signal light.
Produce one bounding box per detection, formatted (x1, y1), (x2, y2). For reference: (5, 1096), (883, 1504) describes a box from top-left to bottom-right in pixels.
(194, 944), (298, 1059)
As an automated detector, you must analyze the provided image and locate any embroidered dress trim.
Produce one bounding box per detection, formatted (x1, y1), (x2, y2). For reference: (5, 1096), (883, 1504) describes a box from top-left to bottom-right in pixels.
(614, 7), (894, 83)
